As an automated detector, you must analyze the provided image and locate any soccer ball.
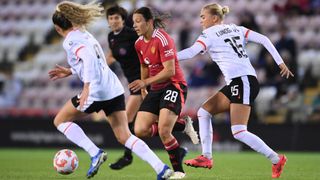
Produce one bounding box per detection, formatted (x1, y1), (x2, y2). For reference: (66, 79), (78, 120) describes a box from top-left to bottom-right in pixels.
(53, 149), (79, 175)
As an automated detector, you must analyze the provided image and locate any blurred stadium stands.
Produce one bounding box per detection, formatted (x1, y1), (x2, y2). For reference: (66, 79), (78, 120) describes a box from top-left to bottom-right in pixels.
(0, 0), (319, 125)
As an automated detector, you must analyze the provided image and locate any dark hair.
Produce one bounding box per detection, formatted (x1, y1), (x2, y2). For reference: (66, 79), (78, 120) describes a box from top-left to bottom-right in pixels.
(52, 11), (73, 30)
(134, 7), (169, 29)
(106, 5), (128, 20)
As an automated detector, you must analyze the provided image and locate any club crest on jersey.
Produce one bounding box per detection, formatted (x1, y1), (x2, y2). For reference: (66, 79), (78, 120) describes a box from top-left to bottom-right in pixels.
(69, 41), (73, 46)
(119, 48), (127, 55)
(200, 32), (207, 38)
(164, 49), (174, 57)
(144, 57), (150, 65)
(151, 46), (156, 54)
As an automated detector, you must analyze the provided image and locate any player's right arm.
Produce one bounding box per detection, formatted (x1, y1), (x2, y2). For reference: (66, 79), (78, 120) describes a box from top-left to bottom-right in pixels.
(48, 64), (73, 80)
(177, 31), (211, 61)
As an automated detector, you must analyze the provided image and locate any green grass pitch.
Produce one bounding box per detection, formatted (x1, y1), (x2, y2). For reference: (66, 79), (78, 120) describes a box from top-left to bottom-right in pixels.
(0, 149), (319, 179)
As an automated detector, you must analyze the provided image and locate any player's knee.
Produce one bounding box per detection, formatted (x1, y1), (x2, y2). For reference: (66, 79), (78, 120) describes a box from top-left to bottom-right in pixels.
(134, 126), (150, 138)
(231, 125), (247, 140)
(53, 118), (62, 128)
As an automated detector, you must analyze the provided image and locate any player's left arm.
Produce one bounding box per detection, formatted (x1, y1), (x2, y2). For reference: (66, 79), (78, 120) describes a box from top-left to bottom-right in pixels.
(243, 27), (294, 79)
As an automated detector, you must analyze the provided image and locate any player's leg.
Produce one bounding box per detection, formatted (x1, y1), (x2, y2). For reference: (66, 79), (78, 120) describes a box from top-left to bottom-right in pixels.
(107, 110), (173, 179)
(184, 92), (230, 169)
(229, 76), (286, 178)
(53, 98), (105, 178)
(158, 108), (187, 178)
(109, 94), (143, 170)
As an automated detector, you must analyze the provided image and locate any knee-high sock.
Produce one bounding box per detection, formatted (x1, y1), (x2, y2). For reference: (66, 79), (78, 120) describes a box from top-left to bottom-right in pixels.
(125, 135), (165, 174)
(164, 138), (184, 173)
(198, 108), (213, 159)
(231, 125), (280, 164)
(57, 122), (100, 157)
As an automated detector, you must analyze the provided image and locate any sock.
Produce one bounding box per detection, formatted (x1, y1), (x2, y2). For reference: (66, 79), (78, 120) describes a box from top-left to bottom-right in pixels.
(125, 135), (165, 174)
(231, 125), (280, 164)
(57, 122), (100, 157)
(150, 119), (186, 137)
(164, 138), (184, 173)
(198, 108), (213, 159)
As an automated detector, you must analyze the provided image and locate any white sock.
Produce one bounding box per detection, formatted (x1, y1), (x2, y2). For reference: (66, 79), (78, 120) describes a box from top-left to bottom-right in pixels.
(125, 135), (164, 174)
(231, 125), (280, 164)
(198, 108), (213, 159)
(57, 122), (100, 157)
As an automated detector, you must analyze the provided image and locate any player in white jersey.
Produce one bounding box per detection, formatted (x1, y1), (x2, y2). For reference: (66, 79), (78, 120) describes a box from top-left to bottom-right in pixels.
(48, 1), (173, 179)
(177, 3), (293, 179)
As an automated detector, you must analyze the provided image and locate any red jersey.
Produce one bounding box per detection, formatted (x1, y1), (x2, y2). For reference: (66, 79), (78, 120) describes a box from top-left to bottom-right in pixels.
(135, 29), (186, 90)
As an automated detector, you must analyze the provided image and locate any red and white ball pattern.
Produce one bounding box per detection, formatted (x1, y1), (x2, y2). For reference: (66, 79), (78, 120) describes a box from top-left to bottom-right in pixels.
(53, 149), (79, 175)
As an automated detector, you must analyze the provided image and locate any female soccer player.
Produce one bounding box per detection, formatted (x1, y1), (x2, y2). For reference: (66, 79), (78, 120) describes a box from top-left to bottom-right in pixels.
(105, 4), (142, 170)
(106, 5), (199, 172)
(178, 3), (293, 178)
(49, 1), (173, 179)
(129, 7), (190, 179)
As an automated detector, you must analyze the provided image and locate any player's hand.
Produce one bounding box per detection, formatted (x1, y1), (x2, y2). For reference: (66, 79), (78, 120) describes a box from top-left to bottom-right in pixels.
(141, 88), (148, 99)
(279, 63), (294, 79)
(78, 83), (89, 110)
(48, 64), (72, 80)
(128, 79), (147, 93)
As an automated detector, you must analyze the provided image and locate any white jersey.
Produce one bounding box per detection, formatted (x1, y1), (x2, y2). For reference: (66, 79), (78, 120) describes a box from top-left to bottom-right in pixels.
(178, 24), (284, 85)
(63, 29), (124, 102)
(197, 24), (256, 84)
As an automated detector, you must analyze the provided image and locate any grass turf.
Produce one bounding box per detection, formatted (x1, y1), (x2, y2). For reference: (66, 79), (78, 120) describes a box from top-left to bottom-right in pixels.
(0, 149), (319, 179)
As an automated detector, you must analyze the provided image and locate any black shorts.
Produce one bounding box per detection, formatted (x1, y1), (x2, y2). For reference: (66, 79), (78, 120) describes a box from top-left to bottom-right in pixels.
(220, 75), (259, 106)
(71, 94), (125, 116)
(139, 83), (187, 116)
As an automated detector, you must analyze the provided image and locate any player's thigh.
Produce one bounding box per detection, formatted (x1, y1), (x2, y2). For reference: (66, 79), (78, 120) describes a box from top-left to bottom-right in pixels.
(54, 99), (85, 126)
(126, 94), (143, 123)
(202, 92), (230, 115)
(230, 103), (251, 125)
(107, 110), (131, 144)
(134, 111), (158, 133)
(158, 108), (178, 135)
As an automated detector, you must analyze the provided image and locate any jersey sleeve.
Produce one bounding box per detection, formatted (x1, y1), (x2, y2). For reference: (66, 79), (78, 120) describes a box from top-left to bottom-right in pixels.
(158, 34), (176, 63)
(195, 30), (211, 53)
(76, 46), (96, 83)
(134, 42), (144, 64)
(241, 26), (284, 65)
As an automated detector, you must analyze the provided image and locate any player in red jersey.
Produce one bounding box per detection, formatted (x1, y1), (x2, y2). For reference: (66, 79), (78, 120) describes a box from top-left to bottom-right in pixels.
(128, 7), (189, 179)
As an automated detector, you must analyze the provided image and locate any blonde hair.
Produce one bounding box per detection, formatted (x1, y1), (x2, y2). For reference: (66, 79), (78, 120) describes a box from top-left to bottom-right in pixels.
(203, 3), (230, 19)
(55, 1), (103, 28)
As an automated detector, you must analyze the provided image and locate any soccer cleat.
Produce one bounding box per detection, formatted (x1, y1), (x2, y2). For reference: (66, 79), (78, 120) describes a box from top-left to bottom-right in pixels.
(109, 155), (133, 170)
(272, 154), (287, 178)
(183, 116), (199, 144)
(184, 155), (213, 169)
(169, 171), (186, 179)
(157, 165), (174, 180)
(86, 150), (107, 178)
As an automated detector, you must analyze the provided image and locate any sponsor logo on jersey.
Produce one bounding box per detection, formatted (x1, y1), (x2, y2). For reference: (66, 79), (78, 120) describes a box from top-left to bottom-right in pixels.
(200, 32), (207, 38)
(144, 57), (150, 65)
(164, 49), (174, 57)
(151, 46), (156, 54)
